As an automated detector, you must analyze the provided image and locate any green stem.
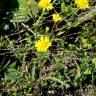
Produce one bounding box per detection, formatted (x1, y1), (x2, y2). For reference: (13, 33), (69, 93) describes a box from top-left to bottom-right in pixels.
(35, 10), (44, 26)
(67, 8), (96, 29)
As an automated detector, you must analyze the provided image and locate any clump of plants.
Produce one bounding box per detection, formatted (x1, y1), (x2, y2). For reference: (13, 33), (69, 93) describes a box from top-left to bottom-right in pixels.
(0, 0), (96, 95)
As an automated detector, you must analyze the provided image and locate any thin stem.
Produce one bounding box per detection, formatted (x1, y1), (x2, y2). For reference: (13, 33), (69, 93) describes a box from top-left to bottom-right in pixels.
(35, 10), (44, 26)
(92, 70), (94, 95)
(16, 13), (22, 47)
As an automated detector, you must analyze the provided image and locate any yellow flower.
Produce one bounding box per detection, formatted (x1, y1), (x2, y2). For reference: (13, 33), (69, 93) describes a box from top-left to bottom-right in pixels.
(52, 13), (62, 23)
(38, 0), (53, 11)
(35, 36), (52, 52)
(75, 0), (89, 9)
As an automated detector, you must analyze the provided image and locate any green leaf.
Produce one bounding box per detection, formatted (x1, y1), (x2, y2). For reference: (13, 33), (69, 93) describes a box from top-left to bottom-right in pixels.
(82, 38), (87, 44)
(5, 68), (20, 81)
(83, 43), (88, 48)
(83, 68), (91, 75)
(31, 0), (39, 15)
(11, 0), (30, 22)
(42, 76), (70, 88)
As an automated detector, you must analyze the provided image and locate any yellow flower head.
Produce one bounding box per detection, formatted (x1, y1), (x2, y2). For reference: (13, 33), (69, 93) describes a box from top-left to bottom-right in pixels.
(35, 36), (52, 52)
(52, 13), (62, 23)
(38, 0), (53, 11)
(75, 0), (89, 9)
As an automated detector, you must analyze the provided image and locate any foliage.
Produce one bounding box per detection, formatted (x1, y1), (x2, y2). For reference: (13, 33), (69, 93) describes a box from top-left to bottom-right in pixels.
(0, 0), (96, 95)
